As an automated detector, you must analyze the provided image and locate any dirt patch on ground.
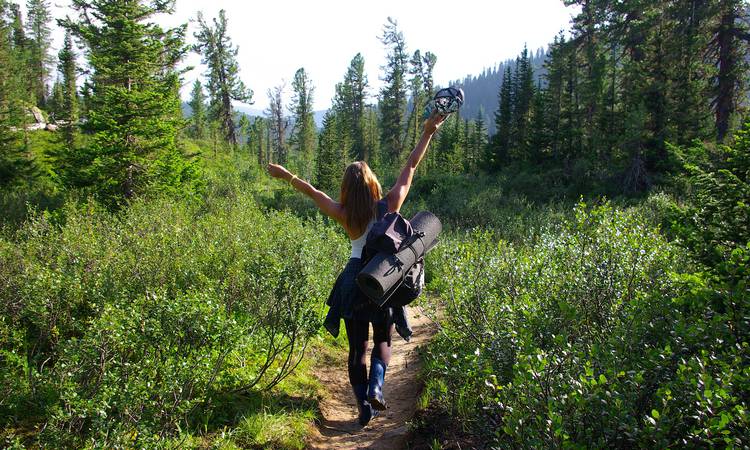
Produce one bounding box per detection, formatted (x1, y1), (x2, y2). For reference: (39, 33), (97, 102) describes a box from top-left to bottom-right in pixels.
(306, 306), (438, 450)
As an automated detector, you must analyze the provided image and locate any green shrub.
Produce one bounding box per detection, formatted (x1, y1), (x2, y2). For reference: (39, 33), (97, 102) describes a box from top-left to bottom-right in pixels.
(0, 190), (346, 447)
(422, 201), (749, 448)
(404, 171), (570, 242)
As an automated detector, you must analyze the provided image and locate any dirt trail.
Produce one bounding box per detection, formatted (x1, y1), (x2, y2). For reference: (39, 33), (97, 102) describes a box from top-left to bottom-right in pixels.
(307, 306), (438, 450)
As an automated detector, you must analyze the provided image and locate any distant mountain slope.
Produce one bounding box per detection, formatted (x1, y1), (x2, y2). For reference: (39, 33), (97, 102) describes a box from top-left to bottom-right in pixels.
(181, 103), (327, 130)
(233, 105), (327, 130)
(449, 47), (548, 134)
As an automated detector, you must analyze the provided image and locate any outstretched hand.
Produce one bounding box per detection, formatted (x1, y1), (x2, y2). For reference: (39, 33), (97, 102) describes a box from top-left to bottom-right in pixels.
(424, 111), (448, 135)
(267, 163), (291, 181)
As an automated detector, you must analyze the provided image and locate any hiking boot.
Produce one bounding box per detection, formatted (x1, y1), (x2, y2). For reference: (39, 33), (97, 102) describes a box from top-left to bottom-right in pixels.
(352, 384), (374, 426)
(368, 357), (387, 411)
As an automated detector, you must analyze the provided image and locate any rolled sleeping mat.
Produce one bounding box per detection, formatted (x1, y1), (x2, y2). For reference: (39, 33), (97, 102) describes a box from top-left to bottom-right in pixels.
(410, 211), (442, 252)
(357, 211), (442, 304)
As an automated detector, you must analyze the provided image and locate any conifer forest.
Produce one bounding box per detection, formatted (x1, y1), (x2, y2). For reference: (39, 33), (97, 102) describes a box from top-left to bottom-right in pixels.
(1, 0), (749, 448)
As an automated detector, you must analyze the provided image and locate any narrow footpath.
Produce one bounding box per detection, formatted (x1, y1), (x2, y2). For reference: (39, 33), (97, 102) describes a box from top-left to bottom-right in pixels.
(306, 306), (438, 450)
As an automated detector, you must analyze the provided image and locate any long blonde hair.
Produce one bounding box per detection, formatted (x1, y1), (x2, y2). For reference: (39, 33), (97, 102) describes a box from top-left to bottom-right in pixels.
(340, 161), (382, 237)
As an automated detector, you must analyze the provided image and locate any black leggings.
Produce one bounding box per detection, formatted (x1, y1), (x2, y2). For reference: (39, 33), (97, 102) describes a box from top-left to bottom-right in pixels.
(344, 318), (395, 386)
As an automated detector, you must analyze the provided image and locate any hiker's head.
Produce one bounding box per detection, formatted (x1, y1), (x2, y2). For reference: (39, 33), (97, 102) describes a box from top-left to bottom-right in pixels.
(340, 161), (382, 236)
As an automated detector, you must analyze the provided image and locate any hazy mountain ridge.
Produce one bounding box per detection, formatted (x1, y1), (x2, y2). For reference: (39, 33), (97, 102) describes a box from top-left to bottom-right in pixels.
(181, 103), (327, 130)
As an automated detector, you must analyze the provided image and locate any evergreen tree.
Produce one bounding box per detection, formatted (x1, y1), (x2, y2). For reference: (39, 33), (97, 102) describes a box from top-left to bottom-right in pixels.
(544, 34), (567, 162)
(562, 26), (583, 162)
(248, 116), (268, 166)
(363, 105), (381, 170)
(378, 17), (408, 164)
(188, 79), (207, 140)
(0, 0), (30, 187)
(193, 10), (253, 146)
(667, 0), (713, 146)
(463, 118), (473, 171)
(57, 30), (78, 149)
(434, 112), (465, 174)
(62, 0), (199, 204)
(315, 111), (344, 194)
(615, 2), (661, 189)
(266, 84), (288, 164)
(710, 0), (749, 142)
(420, 51), (437, 98)
(345, 54), (367, 161)
(405, 49), (426, 152)
(510, 45), (535, 160)
(488, 65), (513, 169)
(25, 0), (52, 107)
(528, 83), (549, 162)
(678, 119), (750, 264)
(569, 0), (607, 161)
(333, 53), (368, 162)
(411, 51), (438, 178)
(79, 82), (92, 122)
(468, 107), (488, 171)
(9, 3), (31, 105)
(329, 82), (353, 169)
(237, 113), (250, 150)
(289, 67), (316, 180)
(9, 2), (23, 46)
(48, 78), (64, 120)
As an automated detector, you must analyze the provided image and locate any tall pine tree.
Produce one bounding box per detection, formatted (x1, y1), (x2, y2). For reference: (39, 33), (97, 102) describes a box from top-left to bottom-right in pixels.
(63, 0), (199, 204)
(57, 30), (78, 149)
(25, 0), (52, 107)
(266, 84), (288, 164)
(315, 111), (344, 194)
(289, 67), (316, 180)
(510, 45), (535, 160)
(188, 79), (207, 140)
(248, 116), (269, 166)
(193, 10), (253, 146)
(711, 0), (749, 142)
(468, 107), (488, 171)
(0, 0), (30, 186)
(487, 65), (513, 170)
(363, 105), (381, 170)
(333, 53), (369, 162)
(378, 17), (408, 164)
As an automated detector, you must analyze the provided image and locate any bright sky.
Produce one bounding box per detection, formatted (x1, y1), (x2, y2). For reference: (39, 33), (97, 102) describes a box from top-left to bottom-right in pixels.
(47, 0), (576, 111)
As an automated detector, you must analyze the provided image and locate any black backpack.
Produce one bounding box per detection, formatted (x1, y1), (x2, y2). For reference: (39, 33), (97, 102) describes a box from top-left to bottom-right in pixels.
(359, 200), (425, 308)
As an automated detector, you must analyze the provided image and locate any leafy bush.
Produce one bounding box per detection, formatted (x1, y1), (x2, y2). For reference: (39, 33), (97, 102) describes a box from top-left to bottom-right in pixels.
(422, 201), (750, 448)
(0, 190), (346, 447)
(404, 171), (570, 242)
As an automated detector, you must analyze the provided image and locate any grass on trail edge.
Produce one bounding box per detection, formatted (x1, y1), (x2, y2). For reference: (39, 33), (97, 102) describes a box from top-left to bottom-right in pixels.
(166, 332), (348, 450)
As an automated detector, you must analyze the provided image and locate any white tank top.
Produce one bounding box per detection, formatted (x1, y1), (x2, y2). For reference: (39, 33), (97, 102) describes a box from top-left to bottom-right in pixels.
(350, 220), (375, 259)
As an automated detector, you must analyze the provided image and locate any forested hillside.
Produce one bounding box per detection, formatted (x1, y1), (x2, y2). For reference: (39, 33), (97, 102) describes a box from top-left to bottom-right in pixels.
(1, 0), (749, 448)
(450, 47), (547, 134)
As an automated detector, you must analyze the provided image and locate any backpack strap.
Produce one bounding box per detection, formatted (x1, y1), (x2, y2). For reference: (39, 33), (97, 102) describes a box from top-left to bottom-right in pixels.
(376, 198), (388, 221)
(361, 199), (389, 262)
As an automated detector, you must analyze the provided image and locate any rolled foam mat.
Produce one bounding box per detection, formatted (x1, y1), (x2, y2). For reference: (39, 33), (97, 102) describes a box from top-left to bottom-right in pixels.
(357, 211), (442, 305)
